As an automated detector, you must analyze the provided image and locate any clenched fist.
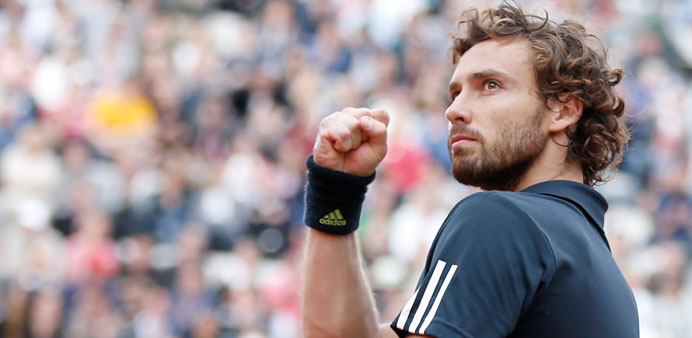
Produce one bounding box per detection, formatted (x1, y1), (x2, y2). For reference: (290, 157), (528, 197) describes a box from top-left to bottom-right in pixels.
(313, 108), (390, 177)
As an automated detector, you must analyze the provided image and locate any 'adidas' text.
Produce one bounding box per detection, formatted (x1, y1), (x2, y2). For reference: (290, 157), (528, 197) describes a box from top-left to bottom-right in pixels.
(319, 218), (346, 226)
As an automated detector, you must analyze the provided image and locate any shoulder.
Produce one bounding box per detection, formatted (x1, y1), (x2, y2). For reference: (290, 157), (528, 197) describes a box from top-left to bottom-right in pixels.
(448, 191), (538, 229)
(439, 191), (554, 257)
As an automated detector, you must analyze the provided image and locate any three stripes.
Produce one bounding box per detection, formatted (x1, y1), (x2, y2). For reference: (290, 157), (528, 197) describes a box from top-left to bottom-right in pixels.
(396, 260), (458, 335)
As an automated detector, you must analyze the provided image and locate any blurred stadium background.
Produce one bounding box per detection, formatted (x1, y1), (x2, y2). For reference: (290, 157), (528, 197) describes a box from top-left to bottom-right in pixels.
(0, 0), (691, 337)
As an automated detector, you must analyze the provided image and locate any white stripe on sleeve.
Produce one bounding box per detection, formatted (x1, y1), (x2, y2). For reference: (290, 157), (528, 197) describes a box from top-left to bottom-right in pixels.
(419, 264), (458, 334)
(408, 260), (447, 332)
(396, 288), (419, 330)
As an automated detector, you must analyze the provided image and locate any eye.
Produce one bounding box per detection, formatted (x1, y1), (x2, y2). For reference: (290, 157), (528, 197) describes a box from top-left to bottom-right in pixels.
(448, 90), (460, 103)
(483, 80), (501, 91)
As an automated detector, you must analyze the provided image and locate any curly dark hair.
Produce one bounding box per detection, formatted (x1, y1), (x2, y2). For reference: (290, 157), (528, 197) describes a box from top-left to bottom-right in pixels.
(449, 1), (630, 186)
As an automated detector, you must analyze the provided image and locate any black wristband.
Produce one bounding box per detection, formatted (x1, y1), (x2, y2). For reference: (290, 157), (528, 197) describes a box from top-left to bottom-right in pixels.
(303, 155), (375, 235)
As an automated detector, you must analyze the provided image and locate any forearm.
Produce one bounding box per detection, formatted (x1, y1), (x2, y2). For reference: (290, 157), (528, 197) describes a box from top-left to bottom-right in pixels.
(301, 108), (393, 337)
(302, 228), (380, 338)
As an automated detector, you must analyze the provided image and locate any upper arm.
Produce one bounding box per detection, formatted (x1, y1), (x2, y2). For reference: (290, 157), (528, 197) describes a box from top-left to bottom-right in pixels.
(389, 192), (555, 337)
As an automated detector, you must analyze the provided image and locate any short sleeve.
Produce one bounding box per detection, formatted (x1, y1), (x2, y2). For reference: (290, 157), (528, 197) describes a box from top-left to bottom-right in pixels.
(390, 192), (555, 337)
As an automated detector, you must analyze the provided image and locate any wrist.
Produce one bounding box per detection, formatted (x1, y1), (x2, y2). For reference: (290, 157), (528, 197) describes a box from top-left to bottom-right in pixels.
(303, 155), (375, 235)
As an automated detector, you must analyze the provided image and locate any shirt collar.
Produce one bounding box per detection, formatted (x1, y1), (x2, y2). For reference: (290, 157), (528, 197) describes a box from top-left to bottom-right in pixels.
(521, 180), (608, 230)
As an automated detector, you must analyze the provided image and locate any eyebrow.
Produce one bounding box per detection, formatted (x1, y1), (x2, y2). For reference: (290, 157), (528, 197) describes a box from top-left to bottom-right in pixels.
(448, 69), (516, 93)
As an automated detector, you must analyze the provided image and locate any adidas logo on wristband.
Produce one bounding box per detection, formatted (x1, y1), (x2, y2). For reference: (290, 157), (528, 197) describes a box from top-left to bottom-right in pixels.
(319, 209), (347, 226)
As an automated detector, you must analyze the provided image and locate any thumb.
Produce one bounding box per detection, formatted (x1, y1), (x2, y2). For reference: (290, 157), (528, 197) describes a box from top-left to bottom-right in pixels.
(359, 116), (387, 147)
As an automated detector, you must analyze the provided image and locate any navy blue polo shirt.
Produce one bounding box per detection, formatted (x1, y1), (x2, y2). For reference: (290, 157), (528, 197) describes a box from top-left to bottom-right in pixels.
(391, 180), (639, 337)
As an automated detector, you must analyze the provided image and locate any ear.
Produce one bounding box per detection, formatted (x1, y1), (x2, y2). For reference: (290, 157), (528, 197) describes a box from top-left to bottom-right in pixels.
(547, 94), (583, 133)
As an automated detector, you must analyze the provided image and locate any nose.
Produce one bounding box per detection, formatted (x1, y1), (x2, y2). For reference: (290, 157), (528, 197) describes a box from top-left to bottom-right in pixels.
(445, 95), (472, 125)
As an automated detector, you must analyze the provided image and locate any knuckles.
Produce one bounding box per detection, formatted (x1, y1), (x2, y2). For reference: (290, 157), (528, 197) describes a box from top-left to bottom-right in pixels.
(318, 109), (364, 132)
(316, 108), (384, 147)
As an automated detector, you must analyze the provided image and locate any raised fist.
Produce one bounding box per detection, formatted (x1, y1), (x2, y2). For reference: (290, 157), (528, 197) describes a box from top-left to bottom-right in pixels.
(312, 108), (390, 177)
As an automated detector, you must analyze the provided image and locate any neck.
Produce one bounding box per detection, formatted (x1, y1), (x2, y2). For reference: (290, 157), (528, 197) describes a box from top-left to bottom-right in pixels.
(510, 137), (584, 192)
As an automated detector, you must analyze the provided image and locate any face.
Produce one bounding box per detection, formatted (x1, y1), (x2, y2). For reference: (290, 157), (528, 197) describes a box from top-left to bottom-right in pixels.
(446, 39), (549, 191)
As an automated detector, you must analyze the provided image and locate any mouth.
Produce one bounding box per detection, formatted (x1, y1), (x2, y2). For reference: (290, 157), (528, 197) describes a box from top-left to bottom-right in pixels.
(450, 134), (477, 149)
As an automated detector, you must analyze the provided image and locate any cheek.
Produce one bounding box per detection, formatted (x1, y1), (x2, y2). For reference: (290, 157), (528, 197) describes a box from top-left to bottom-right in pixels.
(489, 97), (541, 127)
(484, 116), (525, 150)
(483, 114), (510, 144)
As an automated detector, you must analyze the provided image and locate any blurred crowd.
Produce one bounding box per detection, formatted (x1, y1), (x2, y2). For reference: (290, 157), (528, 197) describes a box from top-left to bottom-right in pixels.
(0, 0), (691, 337)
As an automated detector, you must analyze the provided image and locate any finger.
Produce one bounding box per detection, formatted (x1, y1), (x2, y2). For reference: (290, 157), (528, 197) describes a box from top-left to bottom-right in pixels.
(340, 108), (390, 128)
(338, 113), (364, 150)
(313, 134), (339, 164)
(359, 116), (387, 147)
(340, 108), (390, 136)
(330, 111), (364, 149)
(324, 123), (354, 152)
(350, 126), (363, 150)
(369, 109), (390, 127)
(341, 107), (376, 120)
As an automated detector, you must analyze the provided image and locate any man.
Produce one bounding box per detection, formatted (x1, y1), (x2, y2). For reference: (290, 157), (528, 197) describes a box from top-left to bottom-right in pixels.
(302, 2), (638, 337)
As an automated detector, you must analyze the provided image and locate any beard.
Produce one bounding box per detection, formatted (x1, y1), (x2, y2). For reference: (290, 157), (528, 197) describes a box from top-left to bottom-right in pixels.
(448, 110), (548, 191)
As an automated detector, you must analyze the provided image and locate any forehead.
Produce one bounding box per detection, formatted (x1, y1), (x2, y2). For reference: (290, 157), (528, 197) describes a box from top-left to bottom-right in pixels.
(450, 39), (535, 84)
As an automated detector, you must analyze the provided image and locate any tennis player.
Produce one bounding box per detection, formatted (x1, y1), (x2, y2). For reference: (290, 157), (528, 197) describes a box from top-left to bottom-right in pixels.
(301, 2), (638, 337)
